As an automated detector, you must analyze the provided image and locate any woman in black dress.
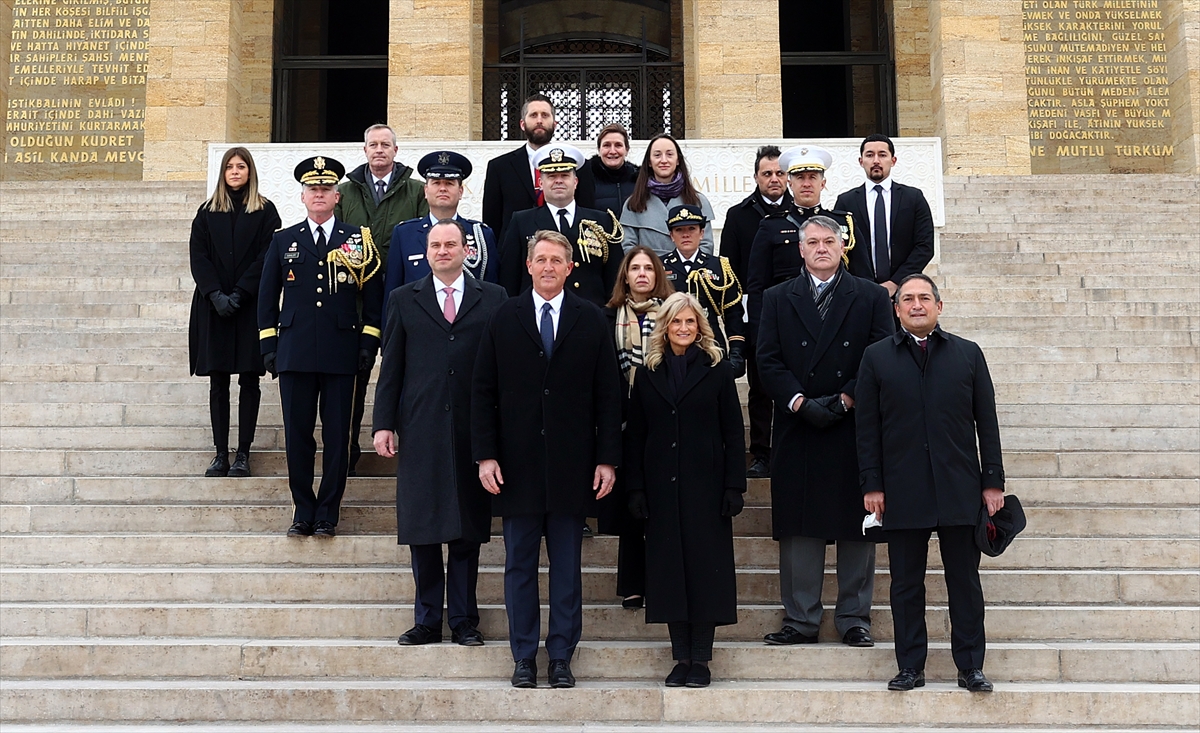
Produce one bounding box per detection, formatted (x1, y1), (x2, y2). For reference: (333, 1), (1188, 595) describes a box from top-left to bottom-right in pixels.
(624, 291), (747, 687)
(188, 147), (280, 477)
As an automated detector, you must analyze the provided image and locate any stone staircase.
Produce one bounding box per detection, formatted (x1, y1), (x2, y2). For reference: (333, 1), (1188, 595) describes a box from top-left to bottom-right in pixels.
(1, 176), (1198, 730)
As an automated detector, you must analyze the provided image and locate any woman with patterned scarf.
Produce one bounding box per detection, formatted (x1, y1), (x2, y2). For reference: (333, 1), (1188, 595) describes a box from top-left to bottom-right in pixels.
(596, 245), (677, 610)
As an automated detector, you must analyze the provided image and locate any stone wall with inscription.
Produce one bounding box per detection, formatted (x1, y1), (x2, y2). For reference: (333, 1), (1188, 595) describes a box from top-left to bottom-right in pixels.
(2, 0), (149, 180)
(1024, 0), (1176, 173)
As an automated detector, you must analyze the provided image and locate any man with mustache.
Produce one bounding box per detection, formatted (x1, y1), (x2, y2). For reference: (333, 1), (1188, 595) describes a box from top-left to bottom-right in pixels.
(482, 93), (558, 245)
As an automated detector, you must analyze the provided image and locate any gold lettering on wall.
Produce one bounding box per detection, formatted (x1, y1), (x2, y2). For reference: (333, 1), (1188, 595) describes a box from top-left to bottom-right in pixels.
(3, 0), (149, 180)
(1023, 0), (1174, 173)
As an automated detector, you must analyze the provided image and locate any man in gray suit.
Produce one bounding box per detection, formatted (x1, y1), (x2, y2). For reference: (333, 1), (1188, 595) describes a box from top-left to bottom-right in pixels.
(372, 219), (509, 647)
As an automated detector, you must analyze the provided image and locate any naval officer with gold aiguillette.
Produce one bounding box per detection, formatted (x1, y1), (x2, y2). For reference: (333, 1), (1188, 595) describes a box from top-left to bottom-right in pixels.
(258, 156), (384, 538)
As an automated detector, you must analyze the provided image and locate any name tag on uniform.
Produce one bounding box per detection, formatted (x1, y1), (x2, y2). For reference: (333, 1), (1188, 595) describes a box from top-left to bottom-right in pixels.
(283, 251), (301, 261)
(408, 253), (425, 262)
(666, 272), (677, 280)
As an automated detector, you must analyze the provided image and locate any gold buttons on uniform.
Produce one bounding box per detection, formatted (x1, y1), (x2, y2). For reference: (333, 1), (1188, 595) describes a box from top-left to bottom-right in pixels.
(317, 274), (324, 280)
(316, 301), (323, 307)
(317, 287), (323, 293)
(573, 282), (580, 288)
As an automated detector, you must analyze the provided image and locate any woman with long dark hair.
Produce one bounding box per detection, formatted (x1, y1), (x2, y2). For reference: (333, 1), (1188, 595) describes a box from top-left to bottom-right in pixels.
(619, 134), (716, 257)
(188, 147), (281, 477)
(624, 291), (746, 687)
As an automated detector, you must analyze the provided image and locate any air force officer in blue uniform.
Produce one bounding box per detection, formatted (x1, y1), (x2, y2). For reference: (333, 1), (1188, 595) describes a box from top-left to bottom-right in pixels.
(259, 156), (385, 537)
(384, 150), (498, 301)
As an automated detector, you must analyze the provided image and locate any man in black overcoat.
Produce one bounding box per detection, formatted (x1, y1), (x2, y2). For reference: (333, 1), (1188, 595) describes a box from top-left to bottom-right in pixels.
(835, 135), (935, 297)
(372, 219), (508, 648)
(473, 231), (622, 689)
(498, 144), (623, 307)
(258, 156), (384, 538)
(756, 215), (894, 648)
(856, 274), (1005, 693)
(481, 93), (556, 243)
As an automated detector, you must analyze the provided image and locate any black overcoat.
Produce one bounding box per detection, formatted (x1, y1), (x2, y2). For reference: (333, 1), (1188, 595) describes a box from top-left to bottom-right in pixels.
(188, 199), (280, 375)
(855, 327), (1006, 530)
(756, 269), (894, 540)
(472, 289), (623, 517)
(624, 356), (746, 625)
(372, 274), (509, 545)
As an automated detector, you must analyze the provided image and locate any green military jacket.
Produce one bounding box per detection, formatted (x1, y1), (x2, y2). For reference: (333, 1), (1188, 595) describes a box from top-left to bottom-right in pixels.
(335, 161), (428, 269)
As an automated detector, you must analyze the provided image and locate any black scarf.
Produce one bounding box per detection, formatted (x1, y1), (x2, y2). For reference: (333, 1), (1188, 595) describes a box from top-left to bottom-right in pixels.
(228, 186), (247, 227)
(590, 157), (635, 184)
(807, 267), (842, 321)
(666, 344), (702, 399)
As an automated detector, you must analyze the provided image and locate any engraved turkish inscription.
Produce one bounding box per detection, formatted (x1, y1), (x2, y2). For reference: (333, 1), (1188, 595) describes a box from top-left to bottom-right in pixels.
(3, 0), (149, 180)
(1024, 0), (1174, 173)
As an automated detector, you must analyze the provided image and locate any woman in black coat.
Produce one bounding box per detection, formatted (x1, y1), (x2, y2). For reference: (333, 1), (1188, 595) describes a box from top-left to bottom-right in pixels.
(624, 291), (747, 688)
(188, 147), (281, 478)
(598, 245), (677, 609)
(575, 122), (639, 215)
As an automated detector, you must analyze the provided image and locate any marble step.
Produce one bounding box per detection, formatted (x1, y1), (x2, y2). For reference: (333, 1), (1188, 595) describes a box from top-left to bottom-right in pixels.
(1, 678), (1196, 727)
(3, 638), (1197, 685)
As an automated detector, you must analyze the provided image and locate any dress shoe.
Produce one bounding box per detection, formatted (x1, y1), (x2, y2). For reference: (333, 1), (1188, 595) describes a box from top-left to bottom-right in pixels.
(684, 663), (711, 688)
(664, 662), (691, 687)
(204, 452), (229, 477)
(958, 668), (994, 692)
(746, 457), (770, 479)
(312, 521), (336, 537)
(227, 450), (251, 477)
(622, 595), (644, 610)
(397, 624), (442, 646)
(581, 522), (593, 538)
(286, 521), (313, 537)
(451, 622), (484, 647)
(841, 626), (874, 647)
(888, 668), (925, 691)
(763, 626), (817, 645)
(511, 658), (537, 688)
(548, 658), (575, 689)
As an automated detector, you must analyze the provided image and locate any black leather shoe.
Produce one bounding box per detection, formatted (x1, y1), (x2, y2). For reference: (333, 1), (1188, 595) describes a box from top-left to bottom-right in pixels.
(746, 457), (770, 479)
(204, 452), (229, 477)
(581, 522), (593, 538)
(888, 668), (925, 691)
(958, 668), (994, 692)
(548, 658), (575, 689)
(227, 451), (251, 477)
(397, 624), (442, 646)
(312, 521), (336, 537)
(763, 626), (817, 645)
(685, 663), (711, 688)
(621, 595), (644, 610)
(286, 521), (313, 537)
(665, 662), (691, 687)
(842, 626), (875, 647)
(451, 622), (483, 646)
(511, 658), (537, 688)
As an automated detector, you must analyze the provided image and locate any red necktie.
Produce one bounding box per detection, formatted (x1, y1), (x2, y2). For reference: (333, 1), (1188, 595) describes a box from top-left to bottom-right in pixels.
(442, 287), (456, 323)
(535, 168), (544, 206)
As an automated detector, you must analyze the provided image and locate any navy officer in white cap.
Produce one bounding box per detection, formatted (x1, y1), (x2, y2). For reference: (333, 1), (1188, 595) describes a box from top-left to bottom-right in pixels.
(498, 143), (623, 307)
(745, 145), (856, 337)
(385, 150), (498, 302)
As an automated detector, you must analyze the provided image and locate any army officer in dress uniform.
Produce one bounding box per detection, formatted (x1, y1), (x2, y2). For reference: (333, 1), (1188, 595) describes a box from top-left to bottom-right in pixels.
(746, 145), (856, 337)
(660, 204), (747, 378)
(498, 144), (623, 307)
(385, 150), (499, 301)
(258, 156), (385, 538)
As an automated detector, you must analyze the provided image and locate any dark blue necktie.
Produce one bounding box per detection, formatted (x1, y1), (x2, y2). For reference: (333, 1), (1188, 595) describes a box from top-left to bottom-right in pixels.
(873, 184), (890, 283)
(540, 302), (554, 359)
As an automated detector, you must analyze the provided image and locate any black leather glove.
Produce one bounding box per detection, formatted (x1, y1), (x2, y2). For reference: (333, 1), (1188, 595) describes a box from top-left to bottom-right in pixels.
(627, 490), (650, 520)
(262, 351), (277, 377)
(227, 287), (247, 310)
(796, 394), (845, 429)
(358, 348), (376, 373)
(720, 489), (745, 517)
(209, 291), (236, 318)
(726, 343), (746, 379)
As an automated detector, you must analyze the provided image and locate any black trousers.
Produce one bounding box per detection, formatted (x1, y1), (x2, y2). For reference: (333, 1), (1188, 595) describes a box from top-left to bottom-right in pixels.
(278, 371), (355, 525)
(410, 539), (481, 630)
(208, 372), (260, 453)
(745, 347), (772, 460)
(348, 365), (373, 470)
(616, 525), (646, 598)
(887, 524), (986, 671)
(502, 512), (584, 662)
(667, 621), (716, 662)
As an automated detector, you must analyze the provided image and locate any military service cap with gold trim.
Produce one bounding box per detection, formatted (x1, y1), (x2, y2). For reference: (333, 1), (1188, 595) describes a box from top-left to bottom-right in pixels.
(418, 150), (473, 180)
(532, 144), (584, 173)
(294, 155), (345, 186)
(778, 145), (833, 175)
(666, 203), (708, 229)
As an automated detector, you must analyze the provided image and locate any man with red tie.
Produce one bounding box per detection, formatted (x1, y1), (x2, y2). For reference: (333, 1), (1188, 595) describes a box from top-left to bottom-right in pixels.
(481, 94), (557, 245)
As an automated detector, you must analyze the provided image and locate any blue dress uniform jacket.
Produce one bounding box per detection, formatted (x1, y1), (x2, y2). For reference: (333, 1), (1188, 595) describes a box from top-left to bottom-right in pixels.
(384, 215), (499, 296)
(258, 218), (384, 373)
(746, 205), (855, 338)
(660, 250), (746, 352)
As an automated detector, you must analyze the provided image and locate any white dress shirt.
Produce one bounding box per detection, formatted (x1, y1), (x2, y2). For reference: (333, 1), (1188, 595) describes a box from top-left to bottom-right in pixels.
(433, 272), (465, 315)
(549, 200), (577, 232)
(372, 171), (393, 190)
(532, 289), (565, 339)
(307, 217), (335, 248)
(866, 177), (894, 265)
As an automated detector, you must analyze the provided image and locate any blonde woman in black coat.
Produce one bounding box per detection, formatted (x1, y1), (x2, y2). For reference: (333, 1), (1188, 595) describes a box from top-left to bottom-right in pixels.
(624, 291), (746, 687)
(188, 147), (281, 477)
